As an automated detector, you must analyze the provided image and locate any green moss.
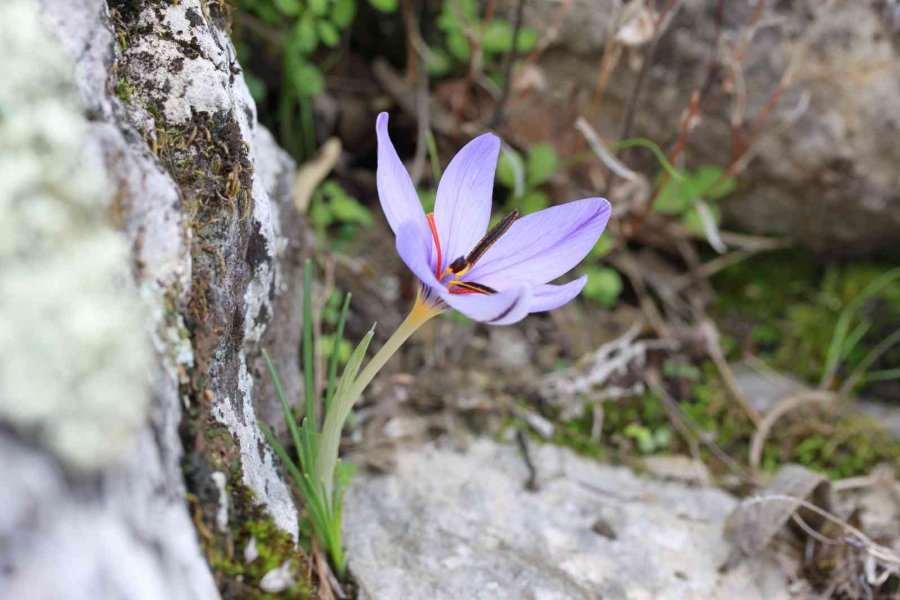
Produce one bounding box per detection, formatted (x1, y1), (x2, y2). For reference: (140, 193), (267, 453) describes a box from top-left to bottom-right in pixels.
(115, 79), (135, 102)
(713, 250), (900, 390)
(207, 485), (312, 600)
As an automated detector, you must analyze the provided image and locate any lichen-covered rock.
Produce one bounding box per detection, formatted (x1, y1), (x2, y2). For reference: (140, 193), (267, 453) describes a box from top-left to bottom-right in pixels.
(518, 0), (900, 255)
(345, 440), (793, 600)
(1, 0), (308, 597)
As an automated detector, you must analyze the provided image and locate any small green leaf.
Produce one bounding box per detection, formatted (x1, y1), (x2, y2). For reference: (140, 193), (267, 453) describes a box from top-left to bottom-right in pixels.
(496, 148), (523, 192)
(332, 0), (356, 28)
(482, 19), (514, 54)
(582, 267), (623, 308)
(294, 15), (319, 54)
(446, 30), (471, 62)
(653, 177), (690, 215)
(309, 0), (328, 16)
(624, 423), (655, 454)
(309, 198), (333, 230)
(293, 60), (325, 97)
(682, 203), (721, 237)
(273, 0), (302, 16)
(330, 193), (373, 225)
(368, 0), (398, 13)
(426, 47), (453, 78)
(317, 20), (340, 48)
(516, 27), (539, 52)
(526, 142), (558, 187)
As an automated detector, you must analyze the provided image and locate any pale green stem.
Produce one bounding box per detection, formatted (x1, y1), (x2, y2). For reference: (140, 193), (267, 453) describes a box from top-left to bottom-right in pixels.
(316, 298), (441, 499)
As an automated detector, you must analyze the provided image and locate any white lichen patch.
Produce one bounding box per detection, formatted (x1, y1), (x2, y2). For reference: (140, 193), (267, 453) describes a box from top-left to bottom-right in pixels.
(124, 0), (234, 124)
(0, 0), (151, 471)
(211, 356), (299, 539)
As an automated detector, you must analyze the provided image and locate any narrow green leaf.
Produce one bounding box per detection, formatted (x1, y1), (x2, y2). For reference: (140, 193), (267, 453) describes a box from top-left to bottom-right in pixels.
(259, 421), (304, 487)
(302, 260), (316, 427)
(325, 292), (352, 412)
(613, 137), (684, 182)
(262, 349), (304, 468)
(315, 327), (375, 497)
(822, 266), (900, 387)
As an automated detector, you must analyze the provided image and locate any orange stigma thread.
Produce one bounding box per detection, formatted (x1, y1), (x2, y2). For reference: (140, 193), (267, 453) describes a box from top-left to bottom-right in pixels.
(426, 212), (442, 280)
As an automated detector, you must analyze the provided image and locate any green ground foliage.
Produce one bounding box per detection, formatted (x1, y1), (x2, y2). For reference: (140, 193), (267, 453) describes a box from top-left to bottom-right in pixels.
(712, 250), (900, 392)
(551, 360), (900, 480)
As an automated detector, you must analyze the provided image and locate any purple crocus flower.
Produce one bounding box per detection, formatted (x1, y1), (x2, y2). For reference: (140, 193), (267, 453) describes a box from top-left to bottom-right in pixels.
(376, 112), (611, 326)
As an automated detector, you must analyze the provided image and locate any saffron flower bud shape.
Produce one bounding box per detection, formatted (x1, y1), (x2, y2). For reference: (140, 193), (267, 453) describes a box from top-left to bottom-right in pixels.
(376, 112), (611, 327)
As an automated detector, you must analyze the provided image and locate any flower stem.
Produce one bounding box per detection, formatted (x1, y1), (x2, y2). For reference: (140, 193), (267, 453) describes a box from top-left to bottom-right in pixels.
(347, 298), (440, 405)
(315, 295), (441, 499)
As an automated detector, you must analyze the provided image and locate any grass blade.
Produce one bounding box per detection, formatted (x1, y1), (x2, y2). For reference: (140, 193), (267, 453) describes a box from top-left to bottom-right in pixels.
(302, 259), (317, 429)
(324, 292), (352, 414)
(315, 327), (375, 499)
(613, 137), (685, 181)
(262, 349), (304, 468)
(821, 266), (900, 388)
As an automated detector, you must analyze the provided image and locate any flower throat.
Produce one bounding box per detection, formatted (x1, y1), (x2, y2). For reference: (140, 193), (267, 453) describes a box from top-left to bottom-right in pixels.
(426, 209), (519, 295)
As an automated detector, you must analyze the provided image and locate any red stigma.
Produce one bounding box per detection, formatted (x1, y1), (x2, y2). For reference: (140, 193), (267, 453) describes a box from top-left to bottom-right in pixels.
(426, 213), (442, 280)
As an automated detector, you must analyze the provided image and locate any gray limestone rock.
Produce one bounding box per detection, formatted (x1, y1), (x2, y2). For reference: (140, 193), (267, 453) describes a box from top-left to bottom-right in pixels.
(345, 439), (793, 600)
(1, 0), (307, 597)
(520, 0), (900, 255)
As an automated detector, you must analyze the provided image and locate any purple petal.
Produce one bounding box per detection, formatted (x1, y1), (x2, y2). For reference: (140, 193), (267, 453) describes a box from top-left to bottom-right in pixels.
(440, 284), (532, 326)
(395, 221), (440, 290)
(434, 133), (500, 268)
(464, 198), (610, 288)
(376, 113), (427, 236)
(529, 276), (587, 313)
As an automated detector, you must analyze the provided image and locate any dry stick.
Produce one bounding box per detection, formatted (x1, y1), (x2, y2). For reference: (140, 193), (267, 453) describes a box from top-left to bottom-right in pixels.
(616, 250), (673, 340)
(648, 376), (760, 486)
(741, 494), (900, 570)
(450, 0), (495, 120)
(700, 320), (762, 428)
(748, 390), (836, 473)
(490, 0), (527, 129)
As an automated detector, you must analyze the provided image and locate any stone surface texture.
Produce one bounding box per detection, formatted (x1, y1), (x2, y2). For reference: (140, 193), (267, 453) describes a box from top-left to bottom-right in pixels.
(1, 0), (306, 597)
(345, 439), (792, 600)
(518, 0), (900, 255)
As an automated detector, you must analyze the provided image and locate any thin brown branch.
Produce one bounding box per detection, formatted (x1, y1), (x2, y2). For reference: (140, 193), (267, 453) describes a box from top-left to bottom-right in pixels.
(490, 0), (527, 129)
(623, 89), (700, 238)
(523, 0), (573, 65)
